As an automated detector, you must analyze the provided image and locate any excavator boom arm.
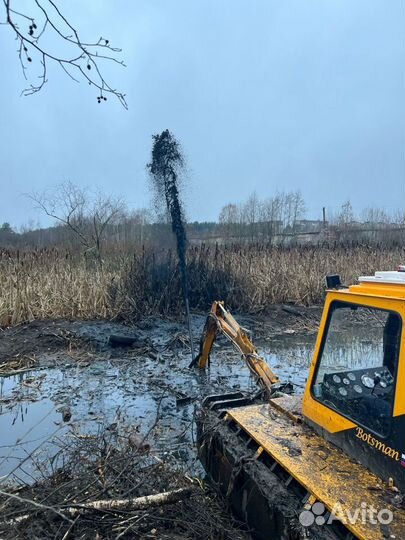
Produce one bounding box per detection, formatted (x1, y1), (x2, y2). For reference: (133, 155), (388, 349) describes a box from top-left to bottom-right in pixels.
(191, 301), (279, 396)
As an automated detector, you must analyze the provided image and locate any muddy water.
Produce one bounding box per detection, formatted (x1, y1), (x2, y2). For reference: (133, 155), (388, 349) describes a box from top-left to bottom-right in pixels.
(0, 321), (383, 485)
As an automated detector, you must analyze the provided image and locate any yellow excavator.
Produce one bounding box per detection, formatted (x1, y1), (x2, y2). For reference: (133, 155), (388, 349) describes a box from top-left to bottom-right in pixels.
(193, 271), (405, 540)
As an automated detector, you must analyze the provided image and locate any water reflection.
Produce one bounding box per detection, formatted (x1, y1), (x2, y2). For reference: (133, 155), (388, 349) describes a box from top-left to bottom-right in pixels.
(0, 326), (385, 484)
(319, 327), (383, 370)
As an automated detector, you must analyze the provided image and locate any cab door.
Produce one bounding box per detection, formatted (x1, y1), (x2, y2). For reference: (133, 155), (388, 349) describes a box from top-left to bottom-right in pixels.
(303, 291), (405, 488)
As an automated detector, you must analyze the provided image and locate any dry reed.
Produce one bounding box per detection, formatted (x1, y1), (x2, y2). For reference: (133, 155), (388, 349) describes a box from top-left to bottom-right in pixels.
(0, 249), (117, 326)
(1, 244), (405, 326)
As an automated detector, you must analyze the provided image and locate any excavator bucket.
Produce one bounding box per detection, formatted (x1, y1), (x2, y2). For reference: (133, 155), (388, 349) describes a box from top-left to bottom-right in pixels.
(190, 301), (279, 393)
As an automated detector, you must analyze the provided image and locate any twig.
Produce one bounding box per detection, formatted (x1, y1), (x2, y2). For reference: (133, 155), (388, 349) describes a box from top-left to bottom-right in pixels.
(0, 488), (73, 524)
(2, 0), (127, 107)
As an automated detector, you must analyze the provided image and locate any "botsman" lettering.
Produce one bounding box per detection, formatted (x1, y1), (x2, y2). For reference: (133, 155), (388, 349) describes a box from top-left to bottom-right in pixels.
(355, 427), (399, 461)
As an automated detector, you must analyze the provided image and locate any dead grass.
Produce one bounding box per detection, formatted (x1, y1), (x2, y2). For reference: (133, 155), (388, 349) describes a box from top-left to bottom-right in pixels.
(185, 244), (405, 310)
(0, 249), (116, 326)
(1, 244), (405, 326)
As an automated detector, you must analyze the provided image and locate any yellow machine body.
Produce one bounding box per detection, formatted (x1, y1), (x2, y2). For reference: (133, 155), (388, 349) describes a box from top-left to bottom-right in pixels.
(303, 282), (405, 434)
(226, 399), (405, 540)
(196, 273), (405, 539)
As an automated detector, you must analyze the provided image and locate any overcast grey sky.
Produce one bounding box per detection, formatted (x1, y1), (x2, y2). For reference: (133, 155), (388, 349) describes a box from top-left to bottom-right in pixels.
(1, 0), (405, 228)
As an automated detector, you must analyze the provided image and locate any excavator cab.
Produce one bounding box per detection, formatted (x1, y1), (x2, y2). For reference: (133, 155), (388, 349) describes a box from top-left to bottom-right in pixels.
(195, 270), (405, 540)
(310, 305), (398, 436)
(303, 272), (405, 494)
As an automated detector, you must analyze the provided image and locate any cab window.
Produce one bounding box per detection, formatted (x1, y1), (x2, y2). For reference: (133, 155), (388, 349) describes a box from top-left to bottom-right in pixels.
(312, 301), (401, 437)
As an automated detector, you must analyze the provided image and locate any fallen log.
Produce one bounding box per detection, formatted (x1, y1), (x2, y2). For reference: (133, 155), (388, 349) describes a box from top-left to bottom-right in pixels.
(69, 486), (194, 512)
(281, 305), (303, 317)
(176, 395), (197, 406)
(1, 487), (195, 526)
(108, 334), (146, 348)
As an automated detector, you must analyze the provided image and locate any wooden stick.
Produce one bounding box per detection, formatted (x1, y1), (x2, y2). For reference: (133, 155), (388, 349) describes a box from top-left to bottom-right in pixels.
(1, 487), (195, 526)
(69, 486), (194, 512)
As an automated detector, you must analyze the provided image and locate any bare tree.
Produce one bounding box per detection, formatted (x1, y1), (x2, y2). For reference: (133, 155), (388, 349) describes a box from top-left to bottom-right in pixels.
(219, 203), (238, 225)
(124, 208), (153, 245)
(1, 0), (127, 107)
(218, 203), (238, 240)
(259, 196), (283, 242)
(30, 181), (125, 266)
(244, 192), (259, 241)
(290, 190), (306, 231)
(337, 200), (355, 228)
(218, 190), (308, 243)
(361, 207), (390, 227)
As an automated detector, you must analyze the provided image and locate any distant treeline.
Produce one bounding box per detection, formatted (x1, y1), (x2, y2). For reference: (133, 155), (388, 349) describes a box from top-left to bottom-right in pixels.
(1, 188), (404, 255)
(1, 216), (405, 254)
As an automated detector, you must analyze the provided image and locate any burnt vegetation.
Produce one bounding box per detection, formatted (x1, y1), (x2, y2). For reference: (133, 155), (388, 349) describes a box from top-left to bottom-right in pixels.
(147, 129), (194, 354)
(147, 130), (189, 313)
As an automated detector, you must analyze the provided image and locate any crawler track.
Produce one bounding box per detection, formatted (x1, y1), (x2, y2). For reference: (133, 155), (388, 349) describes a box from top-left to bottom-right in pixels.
(197, 405), (350, 540)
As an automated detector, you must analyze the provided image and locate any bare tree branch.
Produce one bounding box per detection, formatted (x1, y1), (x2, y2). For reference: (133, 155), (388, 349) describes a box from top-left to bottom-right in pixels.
(2, 0), (127, 107)
(28, 181), (126, 267)
(0, 488), (73, 525)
